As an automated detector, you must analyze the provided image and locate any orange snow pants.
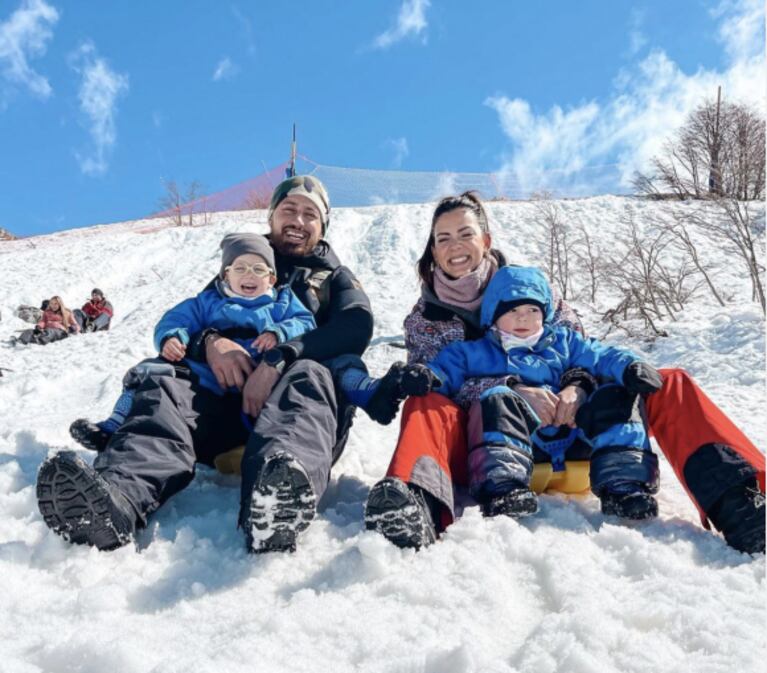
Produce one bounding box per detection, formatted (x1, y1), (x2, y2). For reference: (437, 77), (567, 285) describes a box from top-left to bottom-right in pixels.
(386, 369), (765, 528)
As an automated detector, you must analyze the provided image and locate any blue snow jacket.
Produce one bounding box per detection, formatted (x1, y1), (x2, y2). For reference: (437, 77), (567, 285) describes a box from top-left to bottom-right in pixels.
(428, 266), (639, 398)
(154, 281), (315, 394)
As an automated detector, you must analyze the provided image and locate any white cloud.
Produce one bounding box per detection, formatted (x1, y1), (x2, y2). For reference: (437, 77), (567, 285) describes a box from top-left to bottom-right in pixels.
(0, 0), (58, 101)
(232, 6), (256, 55)
(373, 0), (430, 50)
(213, 57), (237, 82)
(486, 0), (766, 197)
(385, 136), (409, 167)
(69, 42), (129, 176)
(713, 0), (764, 62)
(626, 8), (647, 57)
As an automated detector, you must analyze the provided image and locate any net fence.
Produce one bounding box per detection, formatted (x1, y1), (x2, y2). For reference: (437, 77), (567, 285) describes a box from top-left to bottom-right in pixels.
(151, 155), (624, 218)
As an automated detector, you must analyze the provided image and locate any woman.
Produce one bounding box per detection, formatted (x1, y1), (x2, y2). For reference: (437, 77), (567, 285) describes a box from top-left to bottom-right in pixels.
(364, 192), (765, 554)
(16, 295), (79, 345)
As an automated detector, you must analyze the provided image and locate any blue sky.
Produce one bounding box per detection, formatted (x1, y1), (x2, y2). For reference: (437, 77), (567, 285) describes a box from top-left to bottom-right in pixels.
(0, 0), (764, 236)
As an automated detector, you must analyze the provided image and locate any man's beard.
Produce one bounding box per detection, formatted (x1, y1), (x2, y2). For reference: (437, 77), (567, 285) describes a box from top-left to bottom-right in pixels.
(271, 230), (320, 257)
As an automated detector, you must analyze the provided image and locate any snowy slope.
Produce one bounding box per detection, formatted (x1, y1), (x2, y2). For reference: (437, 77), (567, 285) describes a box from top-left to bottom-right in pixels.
(0, 197), (764, 673)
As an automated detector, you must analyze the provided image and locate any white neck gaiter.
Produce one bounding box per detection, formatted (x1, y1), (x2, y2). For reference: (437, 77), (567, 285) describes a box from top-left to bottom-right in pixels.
(493, 326), (544, 351)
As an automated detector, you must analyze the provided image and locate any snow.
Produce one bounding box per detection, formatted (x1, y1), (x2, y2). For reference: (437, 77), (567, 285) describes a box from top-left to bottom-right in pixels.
(0, 196), (764, 673)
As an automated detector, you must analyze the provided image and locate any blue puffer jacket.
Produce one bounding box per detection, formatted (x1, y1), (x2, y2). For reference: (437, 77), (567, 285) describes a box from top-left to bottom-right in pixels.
(429, 266), (639, 397)
(154, 282), (315, 394)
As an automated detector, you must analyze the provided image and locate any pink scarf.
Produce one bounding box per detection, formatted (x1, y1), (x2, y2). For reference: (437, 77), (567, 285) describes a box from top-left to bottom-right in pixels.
(433, 255), (497, 312)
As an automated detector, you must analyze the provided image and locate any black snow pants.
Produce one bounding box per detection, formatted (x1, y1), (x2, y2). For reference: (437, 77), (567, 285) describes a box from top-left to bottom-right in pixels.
(94, 368), (249, 525)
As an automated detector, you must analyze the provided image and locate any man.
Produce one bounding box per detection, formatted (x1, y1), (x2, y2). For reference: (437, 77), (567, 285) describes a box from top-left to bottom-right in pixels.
(74, 288), (113, 332)
(36, 175), (374, 553)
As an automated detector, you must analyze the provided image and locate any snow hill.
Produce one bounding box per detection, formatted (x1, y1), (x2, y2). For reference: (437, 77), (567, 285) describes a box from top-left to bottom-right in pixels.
(0, 197), (764, 673)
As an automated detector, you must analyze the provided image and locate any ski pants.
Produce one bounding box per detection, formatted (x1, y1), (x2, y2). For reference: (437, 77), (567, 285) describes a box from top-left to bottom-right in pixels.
(385, 368), (763, 528)
(646, 368), (765, 525)
(94, 368), (249, 524)
(74, 309), (110, 331)
(95, 358), (354, 527)
(17, 327), (68, 346)
(575, 384), (659, 497)
(239, 358), (355, 525)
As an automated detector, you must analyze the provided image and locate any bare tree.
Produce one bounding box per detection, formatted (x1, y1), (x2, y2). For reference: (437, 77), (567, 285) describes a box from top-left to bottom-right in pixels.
(531, 195), (572, 299)
(571, 222), (601, 303)
(635, 97), (765, 200)
(683, 199), (765, 313)
(157, 179), (211, 227)
(599, 210), (701, 337)
(667, 214), (726, 306)
(158, 179), (183, 227)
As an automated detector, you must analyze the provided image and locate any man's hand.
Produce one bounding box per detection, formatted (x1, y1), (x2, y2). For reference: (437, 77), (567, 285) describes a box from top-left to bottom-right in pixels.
(207, 336), (254, 390)
(252, 332), (278, 353)
(242, 361), (281, 418)
(553, 385), (587, 428)
(512, 385), (559, 426)
(161, 337), (187, 362)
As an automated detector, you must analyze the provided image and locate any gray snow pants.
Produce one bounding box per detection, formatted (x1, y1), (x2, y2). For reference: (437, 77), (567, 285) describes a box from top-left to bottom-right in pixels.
(94, 359), (353, 528)
(238, 359), (355, 526)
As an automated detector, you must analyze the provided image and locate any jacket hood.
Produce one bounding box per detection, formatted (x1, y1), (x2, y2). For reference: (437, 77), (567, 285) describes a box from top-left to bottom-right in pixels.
(480, 266), (554, 328)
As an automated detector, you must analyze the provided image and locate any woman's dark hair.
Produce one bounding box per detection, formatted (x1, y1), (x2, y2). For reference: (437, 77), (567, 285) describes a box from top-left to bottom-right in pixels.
(416, 191), (504, 287)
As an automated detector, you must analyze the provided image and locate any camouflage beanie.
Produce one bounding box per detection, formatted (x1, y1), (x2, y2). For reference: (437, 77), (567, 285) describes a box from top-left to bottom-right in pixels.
(268, 175), (330, 233)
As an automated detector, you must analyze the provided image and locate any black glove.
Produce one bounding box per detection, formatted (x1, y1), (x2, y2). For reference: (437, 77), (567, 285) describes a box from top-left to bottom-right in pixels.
(622, 362), (663, 395)
(400, 364), (441, 397)
(366, 362), (406, 425)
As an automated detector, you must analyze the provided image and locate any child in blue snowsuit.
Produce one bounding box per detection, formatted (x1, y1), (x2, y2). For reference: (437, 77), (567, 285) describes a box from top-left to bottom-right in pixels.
(399, 265), (663, 520)
(70, 233), (316, 451)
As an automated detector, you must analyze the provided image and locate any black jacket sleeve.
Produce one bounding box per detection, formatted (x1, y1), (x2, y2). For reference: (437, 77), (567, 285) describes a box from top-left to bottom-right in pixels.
(278, 266), (373, 363)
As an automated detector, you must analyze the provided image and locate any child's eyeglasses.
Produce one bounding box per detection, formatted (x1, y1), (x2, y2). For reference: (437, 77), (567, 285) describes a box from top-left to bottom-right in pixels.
(226, 263), (273, 277)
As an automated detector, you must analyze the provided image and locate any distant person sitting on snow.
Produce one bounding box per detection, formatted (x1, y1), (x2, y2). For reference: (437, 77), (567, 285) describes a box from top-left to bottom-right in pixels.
(15, 295), (80, 345)
(371, 265), (663, 521)
(69, 233), (316, 453)
(73, 288), (113, 332)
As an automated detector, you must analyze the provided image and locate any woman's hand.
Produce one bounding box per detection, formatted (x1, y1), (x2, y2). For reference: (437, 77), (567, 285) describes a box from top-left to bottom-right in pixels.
(554, 385), (587, 428)
(242, 361), (281, 418)
(161, 337), (187, 362)
(206, 336), (254, 390)
(512, 385), (559, 426)
(252, 332), (278, 353)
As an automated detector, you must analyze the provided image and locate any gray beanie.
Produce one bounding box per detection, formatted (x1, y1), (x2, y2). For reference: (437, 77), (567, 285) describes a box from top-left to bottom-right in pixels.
(219, 233), (275, 278)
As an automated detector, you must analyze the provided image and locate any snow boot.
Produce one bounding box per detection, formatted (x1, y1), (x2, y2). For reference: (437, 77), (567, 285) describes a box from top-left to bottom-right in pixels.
(245, 453), (316, 554)
(69, 418), (111, 452)
(36, 451), (135, 551)
(364, 477), (438, 550)
(481, 488), (539, 518)
(707, 478), (765, 554)
(600, 488), (658, 520)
